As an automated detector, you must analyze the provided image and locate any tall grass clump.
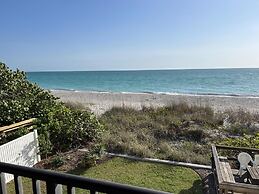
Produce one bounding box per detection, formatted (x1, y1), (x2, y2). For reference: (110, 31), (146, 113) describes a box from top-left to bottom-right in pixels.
(101, 102), (259, 164)
(101, 103), (221, 164)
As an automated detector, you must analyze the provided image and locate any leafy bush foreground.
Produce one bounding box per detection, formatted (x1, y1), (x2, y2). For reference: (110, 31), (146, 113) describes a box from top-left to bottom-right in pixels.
(0, 63), (103, 157)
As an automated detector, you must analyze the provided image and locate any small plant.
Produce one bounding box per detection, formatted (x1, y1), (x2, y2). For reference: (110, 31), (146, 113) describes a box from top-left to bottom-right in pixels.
(184, 129), (206, 142)
(51, 155), (65, 168)
(79, 144), (105, 168)
(79, 153), (98, 168)
(227, 123), (250, 135)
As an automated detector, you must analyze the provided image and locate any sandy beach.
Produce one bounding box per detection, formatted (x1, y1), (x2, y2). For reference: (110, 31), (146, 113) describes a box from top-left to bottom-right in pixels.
(51, 90), (259, 115)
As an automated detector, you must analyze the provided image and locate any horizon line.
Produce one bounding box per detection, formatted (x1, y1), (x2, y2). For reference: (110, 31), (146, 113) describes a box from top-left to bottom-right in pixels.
(26, 67), (259, 73)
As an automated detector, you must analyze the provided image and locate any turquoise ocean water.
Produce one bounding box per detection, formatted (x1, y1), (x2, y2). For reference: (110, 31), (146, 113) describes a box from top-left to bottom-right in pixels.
(27, 69), (259, 96)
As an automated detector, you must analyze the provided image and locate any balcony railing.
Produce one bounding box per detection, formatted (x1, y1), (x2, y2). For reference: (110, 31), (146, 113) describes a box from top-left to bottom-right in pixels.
(0, 161), (170, 194)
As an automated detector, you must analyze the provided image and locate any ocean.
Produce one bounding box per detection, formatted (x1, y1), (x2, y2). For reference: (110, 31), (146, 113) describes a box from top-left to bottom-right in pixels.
(27, 68), (259, 96)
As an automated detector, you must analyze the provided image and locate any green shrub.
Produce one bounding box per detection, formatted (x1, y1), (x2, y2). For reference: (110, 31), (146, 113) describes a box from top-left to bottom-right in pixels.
(220, 133), (259, 148)
(51, 154), (65, 168)
(183, 129), (206, 142)
(0, 63), (57, 125)
(0, 63), (104, 157)
(78, 144), (105, 168)
(38, 104), (104, 154)
(226, 123), (250, 135)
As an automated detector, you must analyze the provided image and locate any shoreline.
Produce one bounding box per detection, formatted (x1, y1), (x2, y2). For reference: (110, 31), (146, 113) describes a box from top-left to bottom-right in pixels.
(50, 89), (259, 99)
(51, 90), (259, 115)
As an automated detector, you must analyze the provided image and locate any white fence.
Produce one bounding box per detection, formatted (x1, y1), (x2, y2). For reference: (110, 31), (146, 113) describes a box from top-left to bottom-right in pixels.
(0, 130), (41, 183)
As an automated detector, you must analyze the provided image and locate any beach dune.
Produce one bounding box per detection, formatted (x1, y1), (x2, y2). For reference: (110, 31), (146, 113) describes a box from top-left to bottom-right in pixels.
(52, 90), (259, 115)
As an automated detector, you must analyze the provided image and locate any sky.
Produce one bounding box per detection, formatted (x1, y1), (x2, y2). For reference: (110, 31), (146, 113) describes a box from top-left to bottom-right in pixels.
(1, 0), (259, 71)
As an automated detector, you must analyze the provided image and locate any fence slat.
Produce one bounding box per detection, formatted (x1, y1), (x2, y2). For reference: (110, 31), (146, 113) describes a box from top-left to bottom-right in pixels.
(0, 173), (7, 194)
(14, 175), (23, 194)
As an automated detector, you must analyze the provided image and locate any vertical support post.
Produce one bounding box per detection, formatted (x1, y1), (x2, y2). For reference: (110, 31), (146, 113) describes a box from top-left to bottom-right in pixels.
(67, 186), (75, 194)
(14, 175), (23, 194)
(0, 173), (7, 194)
(33, 129), (41, 162)
(32, 178), (41, 194)
(46, 182), (62, 194)
(55, 184), (63, 194)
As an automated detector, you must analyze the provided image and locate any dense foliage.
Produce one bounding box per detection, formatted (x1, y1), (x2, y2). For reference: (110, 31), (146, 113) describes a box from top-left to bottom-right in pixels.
(0, 62), (103, 156)
(220, 133), (259, 148)
(0, 63), (57, 124)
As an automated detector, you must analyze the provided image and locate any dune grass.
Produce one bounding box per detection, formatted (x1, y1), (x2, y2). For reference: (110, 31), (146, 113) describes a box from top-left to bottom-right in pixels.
(100, 103), (259, 164)
(100, 104), (217, 164)
(7, 157), (202, 194)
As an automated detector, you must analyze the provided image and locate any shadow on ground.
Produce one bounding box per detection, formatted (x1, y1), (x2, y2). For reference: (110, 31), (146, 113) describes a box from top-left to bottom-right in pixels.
(179, 180), (203, 194)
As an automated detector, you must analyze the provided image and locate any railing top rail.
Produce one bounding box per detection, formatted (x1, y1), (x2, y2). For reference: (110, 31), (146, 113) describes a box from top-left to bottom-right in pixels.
(0, 118), (36, 134)
(0, 161), (170, 194)
(216, 145), (259, 153)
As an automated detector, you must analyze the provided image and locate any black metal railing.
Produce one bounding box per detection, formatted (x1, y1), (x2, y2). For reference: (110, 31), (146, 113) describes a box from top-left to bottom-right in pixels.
(0, 161), (171, 194)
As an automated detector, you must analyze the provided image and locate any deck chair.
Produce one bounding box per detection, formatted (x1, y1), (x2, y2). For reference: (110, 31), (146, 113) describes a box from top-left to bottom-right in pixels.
(253, 154), (259, 167)
(238, 152), (252, 176)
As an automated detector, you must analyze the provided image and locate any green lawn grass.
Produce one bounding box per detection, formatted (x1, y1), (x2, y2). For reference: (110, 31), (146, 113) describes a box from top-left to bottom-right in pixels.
(72, 157), (203, 194)
(7, 157), (202, 194)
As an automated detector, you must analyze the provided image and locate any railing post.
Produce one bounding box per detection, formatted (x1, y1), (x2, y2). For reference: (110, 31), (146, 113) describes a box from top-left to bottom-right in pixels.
(0, 173), (7, 194)
(46, 182), (62, 194)
(14, 175), (23, 194)
(67, 186), (75, 194)
(32, 178), (41, 194)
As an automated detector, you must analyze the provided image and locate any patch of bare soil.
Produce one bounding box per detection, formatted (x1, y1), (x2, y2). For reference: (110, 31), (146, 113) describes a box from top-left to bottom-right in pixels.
(34, 149), (86, 172)
(34, 149), (111, 173)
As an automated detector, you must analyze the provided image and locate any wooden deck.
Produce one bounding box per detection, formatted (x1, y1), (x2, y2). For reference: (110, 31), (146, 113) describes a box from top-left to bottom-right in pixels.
(211, 145), (259, 194)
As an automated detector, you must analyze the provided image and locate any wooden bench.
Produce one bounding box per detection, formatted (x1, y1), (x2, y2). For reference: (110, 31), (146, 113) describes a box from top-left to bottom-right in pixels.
(219, 161), (235, 183)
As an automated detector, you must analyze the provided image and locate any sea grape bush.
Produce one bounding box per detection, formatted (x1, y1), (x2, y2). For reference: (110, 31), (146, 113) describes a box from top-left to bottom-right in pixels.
(38, 103), (104, 155)
(220, 133), (259, 148)
(0, 63), (57, 124)
(0, 62), (103, 156)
